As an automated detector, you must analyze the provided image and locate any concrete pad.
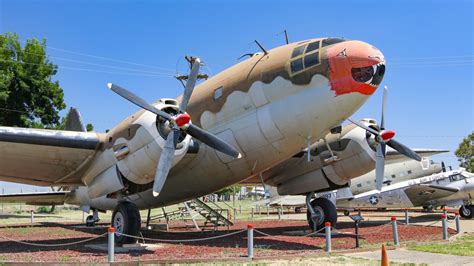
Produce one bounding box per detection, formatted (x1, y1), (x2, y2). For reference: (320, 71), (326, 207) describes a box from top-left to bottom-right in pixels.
(346, 249), (473, 265)
(85, 243), (163, 253)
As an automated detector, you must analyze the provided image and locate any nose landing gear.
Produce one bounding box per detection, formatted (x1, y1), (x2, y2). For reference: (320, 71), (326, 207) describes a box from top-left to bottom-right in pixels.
(306, 192), (337, 231)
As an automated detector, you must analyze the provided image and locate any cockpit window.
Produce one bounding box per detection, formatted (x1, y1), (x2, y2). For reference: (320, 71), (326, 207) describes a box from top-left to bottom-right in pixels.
(306, 41), (320, 53)
(322, 38), (345, 47)
(304, 51), (319, 68)
(449, 174), (465, 182)
(289, 40), (322, 75)
(290, 58), (304, 73)
(292, 45), (306, 58)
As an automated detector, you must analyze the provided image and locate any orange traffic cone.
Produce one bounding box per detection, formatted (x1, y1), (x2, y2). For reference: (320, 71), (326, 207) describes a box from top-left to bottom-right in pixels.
(381, 244), (389, 266)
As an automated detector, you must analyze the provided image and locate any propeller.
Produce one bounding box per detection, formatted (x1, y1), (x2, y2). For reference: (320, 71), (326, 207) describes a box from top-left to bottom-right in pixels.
(108, 57), (241, 197)
(348, 86), (421, 191)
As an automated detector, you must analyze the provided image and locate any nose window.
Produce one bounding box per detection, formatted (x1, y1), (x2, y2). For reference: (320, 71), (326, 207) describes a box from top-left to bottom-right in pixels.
(351, 66), (374, 83)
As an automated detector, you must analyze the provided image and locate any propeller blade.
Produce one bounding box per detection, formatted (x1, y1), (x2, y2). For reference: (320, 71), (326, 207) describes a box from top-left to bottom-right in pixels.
(375, 142), (385, 191)
(152, 130), (177, 197)
(348, 118), (380, 136)
(185, 124), (241, 158)
(380, 86), (388, 130)
(180, 58), (201, 112)
(108, 83), (172, 121)
(386, 139), (421, 161)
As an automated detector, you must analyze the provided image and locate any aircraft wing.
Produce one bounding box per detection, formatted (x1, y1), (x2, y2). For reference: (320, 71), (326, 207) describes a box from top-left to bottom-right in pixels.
(0, 191), (69, 205)
(386, 148), (449, 163)
(0, 126), (102, 186)
(403, 184), (459, 206)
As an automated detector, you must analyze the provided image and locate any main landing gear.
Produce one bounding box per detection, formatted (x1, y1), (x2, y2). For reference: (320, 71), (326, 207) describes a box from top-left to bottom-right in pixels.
(112, 201), (142, 244)
(306, 193), (337, 231)
(459, 205), (474, 219)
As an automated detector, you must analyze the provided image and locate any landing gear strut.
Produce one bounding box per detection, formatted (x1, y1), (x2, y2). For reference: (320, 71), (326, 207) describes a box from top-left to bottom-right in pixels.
(459, 205), (474, 219)
(306, 193), (337, 231)
(85, 209), (100, 227)
(112, 201), (142, 244)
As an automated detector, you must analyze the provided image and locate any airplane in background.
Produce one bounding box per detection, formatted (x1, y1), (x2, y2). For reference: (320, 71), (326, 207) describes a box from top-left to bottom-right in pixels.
(338, 168), (474, 219)
(0, 37), (391, 243)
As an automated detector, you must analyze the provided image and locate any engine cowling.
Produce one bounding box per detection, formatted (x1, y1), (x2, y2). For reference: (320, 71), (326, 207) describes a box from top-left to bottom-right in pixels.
(274, 121), (378, 195)
(113, 98), (192, 185)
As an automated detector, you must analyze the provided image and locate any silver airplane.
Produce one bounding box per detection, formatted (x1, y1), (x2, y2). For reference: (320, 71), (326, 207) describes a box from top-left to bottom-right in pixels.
(261, 157), (445, 213)
(338, 168), (474, 219)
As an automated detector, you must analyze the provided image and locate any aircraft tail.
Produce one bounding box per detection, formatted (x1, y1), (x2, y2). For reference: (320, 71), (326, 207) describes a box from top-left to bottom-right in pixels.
(65, 107), (87, 132)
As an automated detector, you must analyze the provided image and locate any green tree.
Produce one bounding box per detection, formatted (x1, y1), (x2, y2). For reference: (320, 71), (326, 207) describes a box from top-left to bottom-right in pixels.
(0, 32), (65, 128)
(455, 133), (474, 172)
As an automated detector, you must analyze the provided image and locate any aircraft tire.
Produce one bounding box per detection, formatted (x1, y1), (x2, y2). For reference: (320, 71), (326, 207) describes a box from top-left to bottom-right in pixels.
(306, 197), (337, 231)
(85, 215), (95, 227)
(112, 201), (142, 244)
(460, 205), (474, 219)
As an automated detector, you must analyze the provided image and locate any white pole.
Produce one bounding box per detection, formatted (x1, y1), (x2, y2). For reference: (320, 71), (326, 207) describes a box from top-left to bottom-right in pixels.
(108, 227), (115, 262)
(247, 224), (254, 258)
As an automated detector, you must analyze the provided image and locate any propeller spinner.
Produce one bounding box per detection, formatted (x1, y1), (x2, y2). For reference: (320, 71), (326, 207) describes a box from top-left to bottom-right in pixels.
(108, 57), (241, 197)
(348, 86), (421, 191)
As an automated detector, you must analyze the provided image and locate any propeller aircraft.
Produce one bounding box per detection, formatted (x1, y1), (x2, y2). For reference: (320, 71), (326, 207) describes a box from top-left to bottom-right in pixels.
(0, 37), (388, 243)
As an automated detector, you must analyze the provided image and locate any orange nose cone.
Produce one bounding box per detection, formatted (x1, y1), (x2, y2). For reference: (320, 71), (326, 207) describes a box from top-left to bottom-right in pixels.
(327, 41), (385, 96)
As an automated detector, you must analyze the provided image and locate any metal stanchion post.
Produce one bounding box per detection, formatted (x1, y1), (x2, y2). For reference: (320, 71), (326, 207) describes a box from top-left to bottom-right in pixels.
(391, 216), (399, 247)
(266, 206), (269, 217)
(239, 204), (242, 214)
(108, 227), (115, 263)
(233, 208), (237, 221)
(325, 222), (331, 252)
(405, 209), (409, 225)
(442, 214), (448, 240)
(455, 212), (461, 233)
(247, 224), (254, 259)
(251, 208), (254, 220)
(278, 208), (281, 220)
(355, 220), (360, 248)
(30, 211), (34, 224)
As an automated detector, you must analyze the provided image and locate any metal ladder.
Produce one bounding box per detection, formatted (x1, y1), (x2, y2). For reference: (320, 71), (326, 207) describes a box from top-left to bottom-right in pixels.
(185, 198), (233, 230)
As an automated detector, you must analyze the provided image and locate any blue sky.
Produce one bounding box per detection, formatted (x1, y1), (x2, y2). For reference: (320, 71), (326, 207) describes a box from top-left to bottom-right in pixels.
(0, 0), (472, 192)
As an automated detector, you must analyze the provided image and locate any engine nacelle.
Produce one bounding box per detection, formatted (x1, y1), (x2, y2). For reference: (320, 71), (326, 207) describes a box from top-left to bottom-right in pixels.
(275, 122), (377, 195)
(113, 98), (192, 185)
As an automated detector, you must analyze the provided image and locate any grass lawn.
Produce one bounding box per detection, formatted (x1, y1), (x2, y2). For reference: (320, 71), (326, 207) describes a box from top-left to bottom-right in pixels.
(0, 199), (269, 226)
(408, 233), (474, 256)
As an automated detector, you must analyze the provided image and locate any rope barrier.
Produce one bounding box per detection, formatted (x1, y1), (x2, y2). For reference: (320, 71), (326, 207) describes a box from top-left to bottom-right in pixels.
(116, 229), (246, 243)
(0, 233), (107, 247)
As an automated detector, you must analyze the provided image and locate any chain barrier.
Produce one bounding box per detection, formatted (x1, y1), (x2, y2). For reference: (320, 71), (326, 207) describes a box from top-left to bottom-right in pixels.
(302, 227), (327, 237)
(0, 232), (107, 247)
(400, 218), (442, 227)
(331, 227), (357, 236)
(362, 221), (393, 235)
(116, 229), (246, 243)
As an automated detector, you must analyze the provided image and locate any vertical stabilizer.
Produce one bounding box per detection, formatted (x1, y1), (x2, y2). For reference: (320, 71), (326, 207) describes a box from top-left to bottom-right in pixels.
(65, 107), (86, 132)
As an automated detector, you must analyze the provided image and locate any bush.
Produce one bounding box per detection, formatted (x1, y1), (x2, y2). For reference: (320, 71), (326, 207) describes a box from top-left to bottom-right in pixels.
(36, 206), (50, 213)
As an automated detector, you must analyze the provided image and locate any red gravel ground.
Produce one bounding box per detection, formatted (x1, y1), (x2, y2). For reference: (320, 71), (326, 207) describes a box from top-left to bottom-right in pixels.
(0, 219), (456, 263)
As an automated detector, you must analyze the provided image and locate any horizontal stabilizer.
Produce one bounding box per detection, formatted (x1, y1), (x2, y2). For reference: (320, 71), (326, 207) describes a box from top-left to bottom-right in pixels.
(0, 191), (69, 205)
